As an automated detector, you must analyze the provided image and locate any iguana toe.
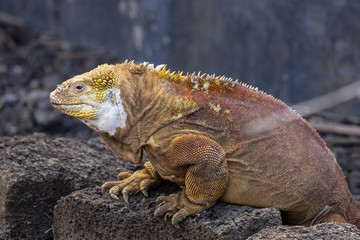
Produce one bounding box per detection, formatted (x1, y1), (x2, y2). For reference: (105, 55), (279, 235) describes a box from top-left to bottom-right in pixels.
(171, 209), (188, 228)
(122, 184), (139, 203)
(154, 196), (177, 220)
(102, 168), (161, 203)
(118, 171), (132, 180)
(156, 194), (176, 205)
(154, 192), (208, 227)
(164, 211), (175, 221)
(108, 185), (121, 196)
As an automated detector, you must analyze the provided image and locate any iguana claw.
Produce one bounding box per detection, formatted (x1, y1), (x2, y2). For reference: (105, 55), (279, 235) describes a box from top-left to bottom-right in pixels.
(122, 192), (129, 204)
(110, 194), (120, 200)
(164, 212), (175, 221)
(141, 189), (149, 197)
(157, 200), (166, 207)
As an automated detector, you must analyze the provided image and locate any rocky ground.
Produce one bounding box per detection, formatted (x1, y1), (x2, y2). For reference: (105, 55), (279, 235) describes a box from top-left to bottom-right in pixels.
(0, 134), (131, 239)
(1, 13), (360, 240)
(1, 134), (360, 240)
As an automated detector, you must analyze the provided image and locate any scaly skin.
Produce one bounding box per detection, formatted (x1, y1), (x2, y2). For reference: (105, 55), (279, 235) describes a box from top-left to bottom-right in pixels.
(50, 60), (360, 228)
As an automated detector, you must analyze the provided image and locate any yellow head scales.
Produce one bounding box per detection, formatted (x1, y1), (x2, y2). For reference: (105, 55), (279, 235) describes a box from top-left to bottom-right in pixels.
(51, 64), (117, 119)
(85, 64), (116, 102)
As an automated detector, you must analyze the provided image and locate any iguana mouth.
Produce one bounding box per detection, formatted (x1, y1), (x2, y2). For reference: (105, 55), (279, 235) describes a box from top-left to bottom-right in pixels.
(51, 103), (84, 106)
(50, 98), (97, 110)
(51, 103), (87, 110)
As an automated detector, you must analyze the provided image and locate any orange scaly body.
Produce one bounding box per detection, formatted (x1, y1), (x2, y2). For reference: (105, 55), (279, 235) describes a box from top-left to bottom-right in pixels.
(50, 60), (360, 228)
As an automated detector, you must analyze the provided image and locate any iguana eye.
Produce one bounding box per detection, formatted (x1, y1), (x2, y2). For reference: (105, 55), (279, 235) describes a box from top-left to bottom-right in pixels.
(75, 85), (84, 91)
(73, 82), (86, 92)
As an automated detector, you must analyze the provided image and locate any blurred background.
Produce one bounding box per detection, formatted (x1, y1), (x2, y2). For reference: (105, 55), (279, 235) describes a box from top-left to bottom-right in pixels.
(1, 0), (360, 192)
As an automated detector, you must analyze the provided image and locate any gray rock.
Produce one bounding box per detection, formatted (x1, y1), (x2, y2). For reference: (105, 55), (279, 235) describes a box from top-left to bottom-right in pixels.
(52, 186), (281, 240)
(1, 133), (359, 239)
(0, 133), (135, 239)
(247, 222), (360, 240)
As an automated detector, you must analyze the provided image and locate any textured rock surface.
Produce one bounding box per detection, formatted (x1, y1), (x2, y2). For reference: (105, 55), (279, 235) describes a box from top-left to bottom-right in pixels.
(1, 133), (360, 239)
(0, 133), (135, 239)
(53, 186), (281, 240)
(247, 222), (360, 240)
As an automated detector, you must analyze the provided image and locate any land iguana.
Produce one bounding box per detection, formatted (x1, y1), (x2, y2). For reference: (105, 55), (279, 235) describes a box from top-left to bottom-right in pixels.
(50, 60), (360, 228)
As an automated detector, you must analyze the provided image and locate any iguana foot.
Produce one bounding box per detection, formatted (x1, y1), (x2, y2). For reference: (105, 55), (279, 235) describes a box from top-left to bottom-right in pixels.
(154, 191), (214, 228)
(102, 168), (161, 203)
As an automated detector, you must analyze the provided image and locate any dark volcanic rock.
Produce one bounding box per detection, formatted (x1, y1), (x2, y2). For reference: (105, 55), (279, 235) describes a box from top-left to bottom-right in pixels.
(0, 133), (281, 240)
(1, 133), (360, 239)
(0, 133), (135, 240)
(52, 186), (281, 240)
(247, 222), (360, 240)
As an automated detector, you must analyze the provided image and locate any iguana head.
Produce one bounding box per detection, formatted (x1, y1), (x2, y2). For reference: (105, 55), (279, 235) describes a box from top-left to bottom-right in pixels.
(50, 64), (128, 136)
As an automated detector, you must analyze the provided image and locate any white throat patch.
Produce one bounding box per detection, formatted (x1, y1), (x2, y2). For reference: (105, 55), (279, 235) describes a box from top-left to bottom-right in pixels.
(85, 88), (127, 136)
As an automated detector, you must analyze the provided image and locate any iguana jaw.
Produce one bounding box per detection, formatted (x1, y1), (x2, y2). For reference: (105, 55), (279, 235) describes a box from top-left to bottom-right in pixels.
(50, 86), (128, 136)
(51, 102), (98, 119)
(50, 88), (99, 119)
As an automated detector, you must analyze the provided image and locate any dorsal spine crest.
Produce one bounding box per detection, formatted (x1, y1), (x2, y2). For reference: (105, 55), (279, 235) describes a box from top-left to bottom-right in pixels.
(155, 65), (238, 94)
(120, 60), (279, 104)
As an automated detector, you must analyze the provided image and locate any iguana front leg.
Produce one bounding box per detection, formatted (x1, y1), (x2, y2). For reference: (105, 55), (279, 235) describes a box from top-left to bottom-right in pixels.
(102, 161), (161, 202)
(152, 135), (228, 227)
(102, 135), (228, 227)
